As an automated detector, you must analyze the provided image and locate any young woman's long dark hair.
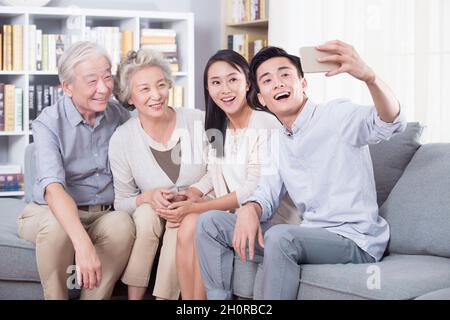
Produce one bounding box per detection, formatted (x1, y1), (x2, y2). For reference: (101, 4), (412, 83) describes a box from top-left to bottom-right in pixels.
(203, 50), (250, 157)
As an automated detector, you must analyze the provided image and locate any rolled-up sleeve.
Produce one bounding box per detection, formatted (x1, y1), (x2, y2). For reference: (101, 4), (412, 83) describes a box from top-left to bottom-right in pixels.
(32, 120), (66, 204)
(108, 131), (140, 214)
(332, 99), (407, 147)
(191, 169), (214, 196)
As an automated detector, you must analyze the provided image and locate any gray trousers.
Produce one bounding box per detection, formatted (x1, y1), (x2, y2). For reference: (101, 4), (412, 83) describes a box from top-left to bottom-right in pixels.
(195, 210), (375, 300)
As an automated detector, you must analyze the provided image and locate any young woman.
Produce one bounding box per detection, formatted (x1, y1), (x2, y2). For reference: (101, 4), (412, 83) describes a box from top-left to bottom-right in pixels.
(109, 48), (207, 300)
(156, 50), (298, 300)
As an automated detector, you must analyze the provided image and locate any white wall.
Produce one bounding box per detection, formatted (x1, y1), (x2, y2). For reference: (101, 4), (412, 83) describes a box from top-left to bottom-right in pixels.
(48, 0), (222, 109)
(269, 0), (450, 142)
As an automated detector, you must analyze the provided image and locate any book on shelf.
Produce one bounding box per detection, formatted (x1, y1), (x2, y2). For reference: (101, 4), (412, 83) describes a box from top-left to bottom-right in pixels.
(0, 24), (25, 71)
(4, 84), (15, 131)
(0, 164), (21, 174)
(26, 25), (79, 72)
(0, 83), (4, 131)
(28, 85), (35, 130)
(228, 33), (268, 61)
(28, 24), (36, 71)
(121, 31), (134, 61)
(0, 173), (24, 192)
(42, 34), (48, 71)
(14, 87), (23, 132)
(85, 26), (129, 74)
(35, 84), (43, 118)
(28, 84), (64, 122)
(35, 29), (42, 71)
(169, 85), (184, 108)
(140, 28), (180, 72)
(0, 83), (23, 132)
(230, 0), (268, 23)
(12, 24), (23, 71)
(2, 25), (12, 71)
(0, 164), (24, 192)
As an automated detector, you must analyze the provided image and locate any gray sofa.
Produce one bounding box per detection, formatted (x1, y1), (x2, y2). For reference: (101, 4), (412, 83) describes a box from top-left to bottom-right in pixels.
(1, 123), (450, 300)
(232, 123), (450, 300)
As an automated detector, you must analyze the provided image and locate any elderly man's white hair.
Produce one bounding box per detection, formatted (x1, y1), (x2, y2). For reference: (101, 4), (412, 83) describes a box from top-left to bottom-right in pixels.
(58, 41), (112, 84)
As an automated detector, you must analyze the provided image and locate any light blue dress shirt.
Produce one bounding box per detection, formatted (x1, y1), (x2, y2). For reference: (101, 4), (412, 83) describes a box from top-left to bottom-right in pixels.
(32, 95), (130, 205)
(246, 98), (407, 261)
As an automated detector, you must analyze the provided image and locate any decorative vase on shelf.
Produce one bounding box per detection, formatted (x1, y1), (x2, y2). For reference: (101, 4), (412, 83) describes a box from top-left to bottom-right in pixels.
(0, 0), (51, 6)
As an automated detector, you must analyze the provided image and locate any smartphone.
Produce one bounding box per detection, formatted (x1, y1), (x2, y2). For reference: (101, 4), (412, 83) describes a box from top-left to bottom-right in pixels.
(299, 46), (338, 73)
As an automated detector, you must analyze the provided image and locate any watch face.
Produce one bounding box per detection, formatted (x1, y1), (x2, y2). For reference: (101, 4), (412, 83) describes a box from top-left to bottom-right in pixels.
(0, 0), (51, 6)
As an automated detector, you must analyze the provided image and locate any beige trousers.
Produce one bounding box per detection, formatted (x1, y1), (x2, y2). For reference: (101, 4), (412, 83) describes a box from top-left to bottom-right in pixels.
(17, 202), (135, 300)
(121, 203), (180, 300)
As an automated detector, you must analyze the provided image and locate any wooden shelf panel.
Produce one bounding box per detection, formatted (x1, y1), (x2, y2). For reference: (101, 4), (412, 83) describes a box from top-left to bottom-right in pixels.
(227, 19), (268, 28)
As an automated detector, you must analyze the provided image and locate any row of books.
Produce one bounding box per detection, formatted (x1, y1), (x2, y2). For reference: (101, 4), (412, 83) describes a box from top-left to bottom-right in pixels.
(228, 33), (268, 61)
(0, 24), (78, 72)
(140, 28), (179, 72)
(1, 25), (24, 71)
(29, 84), (64, 125)
(0, 164), (24, 192)
(84, 27), (133, 74)
(1, 25), (183, 73)
(230, 0), (268, 23)
(0, 83), (23, 132)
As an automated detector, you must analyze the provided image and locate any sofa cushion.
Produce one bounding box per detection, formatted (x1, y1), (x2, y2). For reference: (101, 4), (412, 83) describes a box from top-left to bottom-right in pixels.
(0, 198), (40, 282)
(296, 254), (450, 300)
(369, 122), (423, 207)
(379, 144), (450, 257)
(0, 281), (43, 300)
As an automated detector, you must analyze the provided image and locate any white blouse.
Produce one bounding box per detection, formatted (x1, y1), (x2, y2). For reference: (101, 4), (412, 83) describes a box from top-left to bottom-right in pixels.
(192, 110), (299, 224)
(108, 107), (208, 214)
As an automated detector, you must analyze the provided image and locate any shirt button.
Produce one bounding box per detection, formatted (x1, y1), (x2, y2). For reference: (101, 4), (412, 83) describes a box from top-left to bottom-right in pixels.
(96, 173), (99, 177)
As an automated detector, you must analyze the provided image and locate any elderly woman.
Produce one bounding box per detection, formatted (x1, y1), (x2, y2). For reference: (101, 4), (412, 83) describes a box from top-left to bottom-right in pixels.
(109, 48), (207, 300)
(17, 41), (135, 300)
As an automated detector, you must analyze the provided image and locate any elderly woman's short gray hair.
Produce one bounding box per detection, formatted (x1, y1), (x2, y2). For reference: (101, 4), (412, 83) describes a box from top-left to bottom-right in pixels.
(113, 48), (173, 110)
(58, 41), (111, 84)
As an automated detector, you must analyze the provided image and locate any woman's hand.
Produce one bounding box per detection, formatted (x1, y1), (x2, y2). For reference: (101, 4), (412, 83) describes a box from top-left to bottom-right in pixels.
(137, 188), (173, 210)
(156, 200), (198, 224)
(176, 187), (204, 203)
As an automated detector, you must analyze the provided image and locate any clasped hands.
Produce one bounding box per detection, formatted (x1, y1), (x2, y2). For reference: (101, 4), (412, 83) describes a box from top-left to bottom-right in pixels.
(141, 187), (202, 227)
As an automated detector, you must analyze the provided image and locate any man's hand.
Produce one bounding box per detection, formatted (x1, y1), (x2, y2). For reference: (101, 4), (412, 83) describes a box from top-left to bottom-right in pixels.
(316, 40), (376, 83)
(156, 200), (197, 224)
(74, 240), (102, 290)
(233, 202), (264, 262)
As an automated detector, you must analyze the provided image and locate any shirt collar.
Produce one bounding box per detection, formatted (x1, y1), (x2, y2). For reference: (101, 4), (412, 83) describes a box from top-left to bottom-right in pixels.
(64, 95), (106, 128)
(283, 98), (317, 136)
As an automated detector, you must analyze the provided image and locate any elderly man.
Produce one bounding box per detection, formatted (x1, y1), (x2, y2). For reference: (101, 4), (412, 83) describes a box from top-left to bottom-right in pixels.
(17, 42), (135, 300)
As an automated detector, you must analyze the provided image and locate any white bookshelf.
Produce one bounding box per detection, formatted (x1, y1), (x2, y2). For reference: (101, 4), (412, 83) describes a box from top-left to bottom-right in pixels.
(0, 6), (195, 197)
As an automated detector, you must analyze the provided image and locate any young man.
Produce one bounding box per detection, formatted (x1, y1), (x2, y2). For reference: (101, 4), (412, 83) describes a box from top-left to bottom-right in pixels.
(17, 42), (135, 299)
(195, 40), (407, 299)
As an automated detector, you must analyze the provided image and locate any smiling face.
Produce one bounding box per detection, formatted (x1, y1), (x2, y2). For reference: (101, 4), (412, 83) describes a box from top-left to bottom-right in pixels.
(128, 65), (170, 119)
(207, 61), (249, 117)
(64, 55), (113, 116)
(256, 57), (307, 120)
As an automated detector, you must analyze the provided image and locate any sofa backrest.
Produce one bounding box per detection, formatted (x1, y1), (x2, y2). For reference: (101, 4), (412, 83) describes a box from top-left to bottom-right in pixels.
(379, 143), (450, 258)
(369, 122), (424, 207)
(24, 143), (36, 203)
